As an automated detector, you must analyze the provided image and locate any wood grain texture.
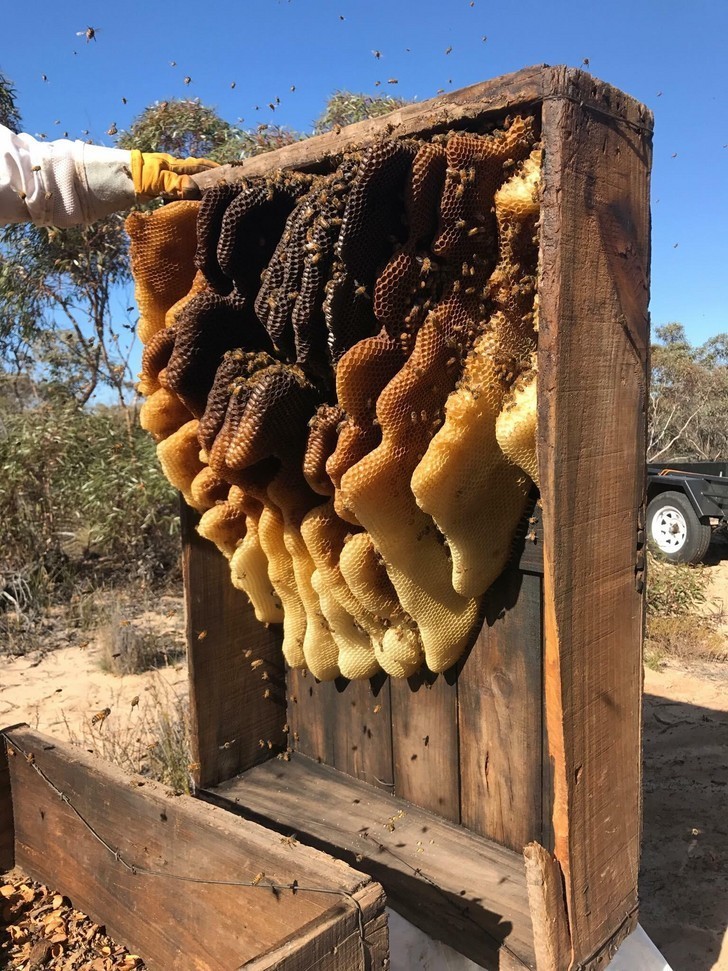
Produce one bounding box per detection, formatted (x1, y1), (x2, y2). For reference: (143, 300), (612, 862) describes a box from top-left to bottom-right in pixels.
(458, 570), (543, 851)
(242, 882), (388, 971)
(390, 669), (460, 821)
(523, 843), (570, 971)
(0, 730), (16, 870)
(538, 66), (651, 964)
(182, 500), (286, 788)
(194, 66), (550, 186)
(205, 754), (536, 971)
(4, 727), (385, 971)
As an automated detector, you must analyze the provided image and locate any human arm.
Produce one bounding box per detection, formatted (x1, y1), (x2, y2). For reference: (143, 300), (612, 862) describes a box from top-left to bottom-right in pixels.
(0, 126), (216, 227)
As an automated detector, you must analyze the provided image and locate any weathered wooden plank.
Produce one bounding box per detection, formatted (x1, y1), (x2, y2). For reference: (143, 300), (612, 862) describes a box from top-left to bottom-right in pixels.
(538, 66), (651, 963)
(182, 500), (286, 788)
(390, 669), (460, 822)
(331, 676), (394, 793)
(242, 882), (388, 971)
(4, 727), (384, 971)
(205, 754), (536, 971)
(458, 570), (543, 850)
(287, 668), (336, 766)
(0, 728), (16, 870)
(194, 66), (550, 186)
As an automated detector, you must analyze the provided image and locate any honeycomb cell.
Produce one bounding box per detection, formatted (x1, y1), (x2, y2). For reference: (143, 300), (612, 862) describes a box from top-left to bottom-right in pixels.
(166, 291), (272, 418)
(496, 365), (538, 487)
(304, 404), (345, 496)
(156, 419), (206, 509)
(340, 300), (481, 674)
(126, 202), (200, 344)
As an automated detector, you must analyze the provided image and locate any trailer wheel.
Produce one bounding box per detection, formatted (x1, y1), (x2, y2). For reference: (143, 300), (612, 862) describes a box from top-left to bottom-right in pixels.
(647, 491), (712, 564)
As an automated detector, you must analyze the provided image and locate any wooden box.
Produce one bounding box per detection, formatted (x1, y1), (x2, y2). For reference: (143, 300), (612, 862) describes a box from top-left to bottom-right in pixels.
(0, 726), (387, 970)
(185, 65), (652, 971)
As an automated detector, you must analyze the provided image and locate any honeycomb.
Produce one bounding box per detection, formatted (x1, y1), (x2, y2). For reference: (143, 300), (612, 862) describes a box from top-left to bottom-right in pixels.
(128, 114), (541, 680)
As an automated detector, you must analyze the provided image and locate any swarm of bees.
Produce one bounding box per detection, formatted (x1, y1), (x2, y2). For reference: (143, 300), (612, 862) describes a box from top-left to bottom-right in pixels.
(127, 112), (541, 682)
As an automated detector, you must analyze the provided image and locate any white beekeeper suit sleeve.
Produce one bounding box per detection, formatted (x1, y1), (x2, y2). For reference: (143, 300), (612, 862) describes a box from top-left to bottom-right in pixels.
(0, 125), (136, 228)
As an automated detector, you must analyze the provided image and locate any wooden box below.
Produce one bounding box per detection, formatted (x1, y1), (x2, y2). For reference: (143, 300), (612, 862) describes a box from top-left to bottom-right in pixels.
(1, 726), (387, 971)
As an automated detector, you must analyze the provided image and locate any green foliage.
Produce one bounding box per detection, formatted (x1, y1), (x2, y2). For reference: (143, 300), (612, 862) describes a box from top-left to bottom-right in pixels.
(0, 217), (133, 403)
(649, 323), (728, 461)
(0, 69), (21, 130)
(0, 392), (180, 620)
(646, 551), (710, 617)
(314, 90), (409, 134)
(117, 98), (299, 163)
(644, 551), (724, 666)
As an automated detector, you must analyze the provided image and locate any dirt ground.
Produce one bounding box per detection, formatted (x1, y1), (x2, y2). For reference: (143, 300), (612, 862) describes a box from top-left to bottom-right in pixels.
(1, 558), (727, 969)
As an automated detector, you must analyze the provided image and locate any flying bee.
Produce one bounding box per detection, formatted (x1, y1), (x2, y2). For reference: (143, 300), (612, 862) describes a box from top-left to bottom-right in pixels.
(91, 707), (111, 727)
(76, 26), (99, 43)
(372, 49), (382, 59)
(184, 76), (192, 85)
(230, 81), (236, 89)
(445, 45), (453, 54)
(107, 122), (118, 136)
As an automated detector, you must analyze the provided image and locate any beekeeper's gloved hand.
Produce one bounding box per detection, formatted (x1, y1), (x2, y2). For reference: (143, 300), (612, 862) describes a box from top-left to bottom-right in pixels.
(131, 151), (219, 201)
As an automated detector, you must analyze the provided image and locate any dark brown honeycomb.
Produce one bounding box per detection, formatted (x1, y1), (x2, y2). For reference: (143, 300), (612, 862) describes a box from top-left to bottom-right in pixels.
(129, 115), (541, 681)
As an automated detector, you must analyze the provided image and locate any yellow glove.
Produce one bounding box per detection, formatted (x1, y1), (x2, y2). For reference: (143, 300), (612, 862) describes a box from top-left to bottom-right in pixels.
(131, 151), (218, 200)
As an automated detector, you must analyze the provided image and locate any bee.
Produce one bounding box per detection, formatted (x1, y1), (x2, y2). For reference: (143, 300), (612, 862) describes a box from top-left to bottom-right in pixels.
(218, 739), (236, 750)
(130, 696), (140, 710)
(121, 97), (127, 105)
(41, 74), (48, 82)
(230, 81), (236, 89)
(252, 871), (265, 886)
(290, 85), (296, 92)
(91, 707), (111, 727)
(169, 61), (177, 67)
(268, 103), (276, 111)
(76, 26), (99, 43)
(280, 833), (298, 848)
(388, 78), (398, 85)
(582, 57), (590, 67)
(445, 45), (453, 55)
(372, 50), (382, 59)
(107, 122), (118, 136)
(374, 80), (381, 87)
(184, 76), (192, 85)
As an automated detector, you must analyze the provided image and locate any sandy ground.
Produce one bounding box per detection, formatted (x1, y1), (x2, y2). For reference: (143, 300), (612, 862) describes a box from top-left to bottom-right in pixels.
(1, 558), (727, 969)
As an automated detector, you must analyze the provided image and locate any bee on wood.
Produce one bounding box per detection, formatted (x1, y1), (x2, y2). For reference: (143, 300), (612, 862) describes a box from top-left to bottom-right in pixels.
(91, 707), (111, 728)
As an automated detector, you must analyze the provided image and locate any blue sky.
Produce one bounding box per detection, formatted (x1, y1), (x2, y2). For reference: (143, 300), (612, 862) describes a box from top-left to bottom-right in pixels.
(2, 0), (727, 351)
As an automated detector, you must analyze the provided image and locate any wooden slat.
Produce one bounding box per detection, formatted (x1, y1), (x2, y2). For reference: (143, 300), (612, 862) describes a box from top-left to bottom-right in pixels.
(0, 728), (16, 870)
(205, 754), (536, 971)
(243, 882), (388, 971)
(332, 676), (394, 791)
(182, 500), (286, 788)
(287, 667), (336, 766)
(390, 669), (460, 822)
(538, 66), (651, 963)
(458, 570), (543, 850)
(194, 66), (550, 186)
(4, 727), (385, 971)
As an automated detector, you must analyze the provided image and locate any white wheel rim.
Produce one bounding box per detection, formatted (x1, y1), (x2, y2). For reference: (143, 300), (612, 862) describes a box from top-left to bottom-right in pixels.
(651, 505), (688, 554)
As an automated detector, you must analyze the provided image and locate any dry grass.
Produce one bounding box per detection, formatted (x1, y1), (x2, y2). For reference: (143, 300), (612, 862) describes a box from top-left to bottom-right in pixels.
(61, 679), (193, 795)
(645, 552), (726, 668)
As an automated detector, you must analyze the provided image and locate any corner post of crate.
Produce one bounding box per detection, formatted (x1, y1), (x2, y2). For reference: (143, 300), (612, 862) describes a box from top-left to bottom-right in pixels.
(0, 727), (19, 870)
(181, 499), (286, 789)
(533, 67), (653, 966)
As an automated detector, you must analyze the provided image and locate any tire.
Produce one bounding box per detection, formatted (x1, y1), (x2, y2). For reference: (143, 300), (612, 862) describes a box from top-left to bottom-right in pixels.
(647, 490), (712, 564)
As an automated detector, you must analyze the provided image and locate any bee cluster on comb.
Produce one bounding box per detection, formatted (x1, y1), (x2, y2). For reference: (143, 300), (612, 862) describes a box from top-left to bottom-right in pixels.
(127, 115), (541, 681)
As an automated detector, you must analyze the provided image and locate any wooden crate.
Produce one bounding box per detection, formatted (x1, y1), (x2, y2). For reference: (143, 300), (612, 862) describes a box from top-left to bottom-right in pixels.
(186, 64), (653, 971)
(0, 726), (388, 971)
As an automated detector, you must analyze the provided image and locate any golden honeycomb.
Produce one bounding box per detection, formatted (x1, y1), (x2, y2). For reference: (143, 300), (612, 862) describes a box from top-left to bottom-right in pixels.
(128, 115), (541, 680)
